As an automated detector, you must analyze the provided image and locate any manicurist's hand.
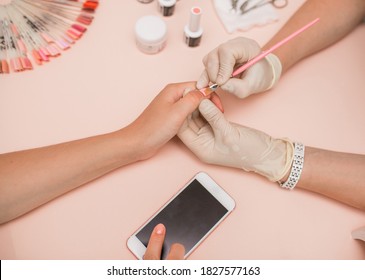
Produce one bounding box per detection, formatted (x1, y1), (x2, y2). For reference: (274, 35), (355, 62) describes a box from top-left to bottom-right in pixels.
(178, 99), (365, 210)
(178, 99), (293, 182)
(197, 37), (282, 99)
(143, 224), (185, 260)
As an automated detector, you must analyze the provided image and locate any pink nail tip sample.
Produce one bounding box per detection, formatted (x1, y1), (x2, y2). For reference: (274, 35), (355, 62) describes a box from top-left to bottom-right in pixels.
(0, 0), (99, 73)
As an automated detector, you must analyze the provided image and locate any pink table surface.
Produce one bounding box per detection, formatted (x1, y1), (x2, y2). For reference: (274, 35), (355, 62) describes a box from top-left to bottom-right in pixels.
(1, 0), (365, 260)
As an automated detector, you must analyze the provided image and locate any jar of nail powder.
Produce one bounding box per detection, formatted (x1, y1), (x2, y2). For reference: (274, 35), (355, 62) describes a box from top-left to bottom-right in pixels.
(157, 0), (176, 17)
(137, 0), (154, 3)
(135, 15), (167, 54)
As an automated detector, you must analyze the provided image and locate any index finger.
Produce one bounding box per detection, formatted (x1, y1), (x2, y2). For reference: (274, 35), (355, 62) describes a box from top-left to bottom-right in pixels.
(143, 224), (166, 260)
(164, 82), (198, 102)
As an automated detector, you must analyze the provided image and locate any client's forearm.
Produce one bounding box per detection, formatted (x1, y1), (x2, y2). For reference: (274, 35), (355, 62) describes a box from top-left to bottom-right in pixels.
(0, 128), (140, 224)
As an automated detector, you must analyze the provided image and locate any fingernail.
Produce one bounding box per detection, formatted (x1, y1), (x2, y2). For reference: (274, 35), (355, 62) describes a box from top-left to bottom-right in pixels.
(199, 87), (213, 97)
(155, 224), (165, 235)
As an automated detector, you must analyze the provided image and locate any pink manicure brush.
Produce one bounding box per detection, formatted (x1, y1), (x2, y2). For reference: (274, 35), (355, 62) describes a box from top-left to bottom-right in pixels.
(202, 17), (320, 95)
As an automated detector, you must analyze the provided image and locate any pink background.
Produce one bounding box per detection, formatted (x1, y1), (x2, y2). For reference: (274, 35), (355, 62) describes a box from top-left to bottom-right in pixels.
(1, 0), (364, 259)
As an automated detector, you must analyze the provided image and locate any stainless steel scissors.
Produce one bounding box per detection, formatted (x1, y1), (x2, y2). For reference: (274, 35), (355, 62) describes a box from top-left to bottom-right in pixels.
(231, 0), (288, 14)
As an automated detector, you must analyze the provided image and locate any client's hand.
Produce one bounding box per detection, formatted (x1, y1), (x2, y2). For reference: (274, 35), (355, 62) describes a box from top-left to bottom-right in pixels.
(127, 82), (203, 160)
(127, 82), (223, 161)
(143, 224), (185, 260)
(178, 99), (294, 182)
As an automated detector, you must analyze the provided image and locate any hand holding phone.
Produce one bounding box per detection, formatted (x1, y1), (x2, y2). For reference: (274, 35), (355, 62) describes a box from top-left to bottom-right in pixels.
(127, 172), (235, 260)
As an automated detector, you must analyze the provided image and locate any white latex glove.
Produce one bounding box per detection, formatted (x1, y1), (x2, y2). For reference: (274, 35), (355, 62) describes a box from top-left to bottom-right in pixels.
(197, 37), (282, 99)
(178, 99), (293, 182)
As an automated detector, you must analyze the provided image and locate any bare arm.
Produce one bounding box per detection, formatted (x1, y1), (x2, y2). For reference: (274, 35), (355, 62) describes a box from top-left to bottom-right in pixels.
(0, 130), (139, 225)
(253, 0), (365, 206)
(265, 0), (365, 73)
(294, 147), (365, 210)
(0, 82), (206, 225)
(179, 100), (365, 211)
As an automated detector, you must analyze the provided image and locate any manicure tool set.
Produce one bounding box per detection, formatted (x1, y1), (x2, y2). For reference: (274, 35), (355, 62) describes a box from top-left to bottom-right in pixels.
(230, 0), (288, 14)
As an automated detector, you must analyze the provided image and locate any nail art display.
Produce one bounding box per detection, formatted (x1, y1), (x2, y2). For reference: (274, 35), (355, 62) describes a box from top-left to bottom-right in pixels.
(0, 0), (99, 74)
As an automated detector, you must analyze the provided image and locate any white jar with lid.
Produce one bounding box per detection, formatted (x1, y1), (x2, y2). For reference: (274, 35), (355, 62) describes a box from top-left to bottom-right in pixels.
(136, 0), (154, 3)
(134, 15), (167, 54)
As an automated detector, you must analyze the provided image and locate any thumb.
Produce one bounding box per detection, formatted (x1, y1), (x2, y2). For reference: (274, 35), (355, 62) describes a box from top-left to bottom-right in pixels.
(176, 89), (205, 116)
(216, 38), (261, 85)
(216, 56), (236, 86)
(199, 99), (229, 132)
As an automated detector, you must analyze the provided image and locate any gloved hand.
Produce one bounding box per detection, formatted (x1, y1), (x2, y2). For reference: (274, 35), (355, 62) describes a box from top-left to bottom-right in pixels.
(196, 37), (282, 99)
(178, 99), (293, 182)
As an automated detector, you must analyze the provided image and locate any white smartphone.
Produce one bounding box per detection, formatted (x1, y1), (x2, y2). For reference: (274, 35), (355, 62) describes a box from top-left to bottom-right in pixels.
(127, 172), (235, 259)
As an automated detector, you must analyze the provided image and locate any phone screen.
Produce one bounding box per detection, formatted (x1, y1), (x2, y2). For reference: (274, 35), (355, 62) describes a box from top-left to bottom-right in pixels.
(135, 179), (229, 259)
